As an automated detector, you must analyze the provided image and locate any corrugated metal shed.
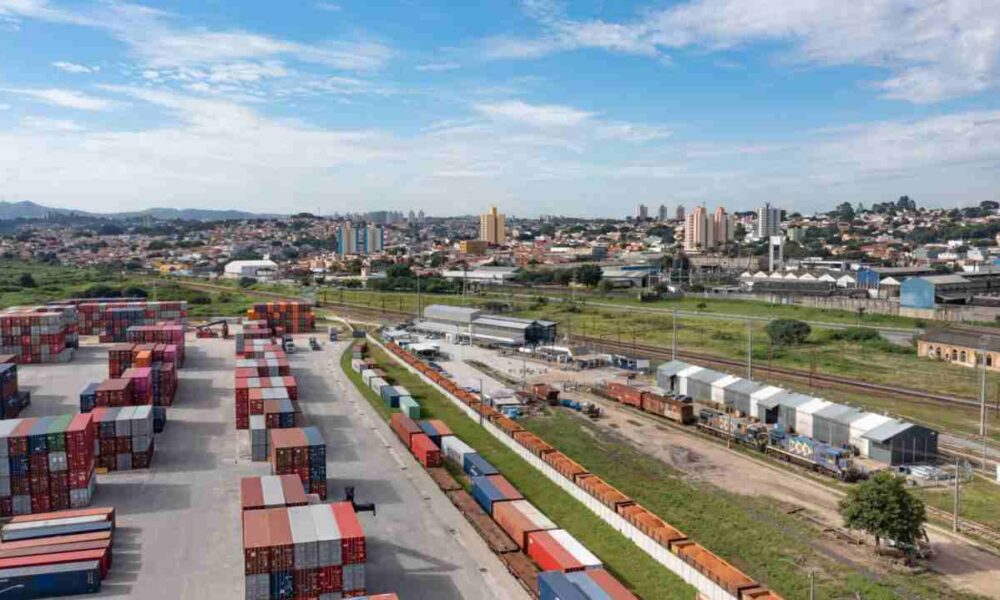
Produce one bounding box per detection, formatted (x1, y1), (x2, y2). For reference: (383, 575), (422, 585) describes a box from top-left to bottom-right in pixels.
(710, 374), (742, 406)
(675, 365), (703, 396)
(794, 398), (831, 439)
(771, 392), (813, 432)
(812, 403), (863, 446)
(750, 386), (784, 422)
(862, 420), (912, 443)
(849, 413), (894, 456)
(723, 378), (763, 416)
(683, 367), (727, 402)
(655, 360), (690, 392)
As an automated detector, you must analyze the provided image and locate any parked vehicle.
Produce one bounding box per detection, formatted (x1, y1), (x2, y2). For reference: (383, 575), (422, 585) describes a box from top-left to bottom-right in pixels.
(309, 337), (321, 351)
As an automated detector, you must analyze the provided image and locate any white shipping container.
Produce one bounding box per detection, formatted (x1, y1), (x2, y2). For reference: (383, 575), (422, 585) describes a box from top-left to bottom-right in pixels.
(442, 436), (475, 466)
(288, 506), (319, 570)
(310, 504), (343, 567)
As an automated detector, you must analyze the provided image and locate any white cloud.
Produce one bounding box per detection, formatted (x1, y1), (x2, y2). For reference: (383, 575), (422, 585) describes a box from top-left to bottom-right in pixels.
(475, 100), (594, 127)
(21, 116), (85, 131)
(0, 103), (10, 110)
(52, 61), (99, 74)
(4, 88), (113, 111)
(489, 0), (1000, 103)
(415, 62), (460, 72)
(3, 1), (393, 73)
(315, 2), (340, 11)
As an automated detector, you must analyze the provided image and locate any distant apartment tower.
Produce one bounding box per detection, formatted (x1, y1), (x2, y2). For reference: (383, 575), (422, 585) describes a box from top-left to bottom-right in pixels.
(336, 222), (384, 256)
(479, 206), (506, 245)
(684, 206), (733, 253)
(757, 203), (782, 239)
(675, 206), (685, 221)
(635, 204), (649, 220)
(658, 204), (669, 221)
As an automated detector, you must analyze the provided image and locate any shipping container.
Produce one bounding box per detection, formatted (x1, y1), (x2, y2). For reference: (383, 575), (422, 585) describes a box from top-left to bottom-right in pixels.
(398, 396), (421, 419)
(241, 475), (308, 511)
(464, 453), (499, 478)
(493, 500), (558, 550)
(470, 474), (523, 515)
(409, 434), (441, 468)
(526, 529), (602, 573)
(416, 419), (452, 447)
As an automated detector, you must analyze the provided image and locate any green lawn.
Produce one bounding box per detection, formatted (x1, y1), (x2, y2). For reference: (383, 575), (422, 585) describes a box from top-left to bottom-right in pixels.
(523, 410), (979, 600)
(340, 343), (696, 600)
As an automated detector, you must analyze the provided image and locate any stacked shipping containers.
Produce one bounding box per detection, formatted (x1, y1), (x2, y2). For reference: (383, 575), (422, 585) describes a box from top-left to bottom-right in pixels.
(246, 302), (315, 334)
(126, 324), (186, 367)
(241, 475), (308, 511)
(0, 415), (96, 515)
(242, 503), (366, 599)
(66, 300), (187, 342)
(91, 406), (154, 471)
(0, 308), (74, 364)
(269, 427), (326, 500)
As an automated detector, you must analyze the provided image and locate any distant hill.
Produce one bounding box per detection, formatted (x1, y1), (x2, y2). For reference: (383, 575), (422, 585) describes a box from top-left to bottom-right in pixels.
(0, 201), (282, 221)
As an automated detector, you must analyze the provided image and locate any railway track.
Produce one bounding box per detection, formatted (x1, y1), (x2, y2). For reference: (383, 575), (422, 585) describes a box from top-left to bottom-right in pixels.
(571, 334), (990, 411)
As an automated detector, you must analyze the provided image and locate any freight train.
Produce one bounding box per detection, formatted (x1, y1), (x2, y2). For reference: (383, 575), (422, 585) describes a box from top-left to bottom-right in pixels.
(600, 377), (855, 480)
(382, 340), (784, 600)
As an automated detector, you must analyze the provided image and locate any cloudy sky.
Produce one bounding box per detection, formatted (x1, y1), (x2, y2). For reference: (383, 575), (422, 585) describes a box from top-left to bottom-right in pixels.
(1, 0), (999, 217)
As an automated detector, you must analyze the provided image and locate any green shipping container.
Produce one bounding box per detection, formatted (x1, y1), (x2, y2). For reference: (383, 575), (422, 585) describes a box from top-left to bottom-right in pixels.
(398, 395), (421, 419)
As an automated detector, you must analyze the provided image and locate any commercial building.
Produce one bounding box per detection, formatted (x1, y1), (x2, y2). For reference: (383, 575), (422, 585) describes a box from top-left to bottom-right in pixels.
(756, 203), (781, 239)
(223, 259), (278, 280)
(658, 204), (669, 221)
(479, 206), (506, 245)
(675, 206), (685, 221)
(684, 206), (734, 253)
(655, 359), (937, 465)
(459, 240), (488, 255)
(635, 204), (649, 220)
(335, 222), (384, 256)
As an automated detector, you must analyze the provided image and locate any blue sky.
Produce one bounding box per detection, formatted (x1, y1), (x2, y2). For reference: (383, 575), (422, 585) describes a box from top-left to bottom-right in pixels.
(1, 0), (999, 217)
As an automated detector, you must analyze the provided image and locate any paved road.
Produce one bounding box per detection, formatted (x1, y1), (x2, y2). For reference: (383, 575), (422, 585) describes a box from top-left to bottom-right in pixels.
(16, 336), (527, 600)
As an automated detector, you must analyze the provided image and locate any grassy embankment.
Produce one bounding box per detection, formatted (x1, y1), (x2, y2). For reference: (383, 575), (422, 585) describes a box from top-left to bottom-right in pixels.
(914, 476), (1000, 533)
(339, 342), (695, 600)
(522, 410), (981, 600)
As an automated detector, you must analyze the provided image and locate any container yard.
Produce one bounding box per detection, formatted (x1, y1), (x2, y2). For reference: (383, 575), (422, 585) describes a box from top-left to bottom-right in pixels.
(3, 326), (529, 598)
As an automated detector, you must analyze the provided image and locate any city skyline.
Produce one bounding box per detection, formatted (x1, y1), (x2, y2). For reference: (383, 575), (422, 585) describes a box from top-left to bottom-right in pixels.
(0, 1), (999, 217)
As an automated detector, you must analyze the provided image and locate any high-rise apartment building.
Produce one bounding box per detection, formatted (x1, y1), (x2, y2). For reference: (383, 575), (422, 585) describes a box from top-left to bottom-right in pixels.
(675, 206), (686, 221)
(756, 203), (782, 239)
(479, 206), (506, 245)
(635, 204), (649, 220)
(335, 222), (384, 256)
(658, 204), (669, 221)
(684, 206), (733, 252)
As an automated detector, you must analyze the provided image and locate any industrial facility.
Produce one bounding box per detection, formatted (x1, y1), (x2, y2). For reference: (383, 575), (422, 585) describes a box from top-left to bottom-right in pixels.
(656, 360), (939, 465)
(415, 304), (557, 347)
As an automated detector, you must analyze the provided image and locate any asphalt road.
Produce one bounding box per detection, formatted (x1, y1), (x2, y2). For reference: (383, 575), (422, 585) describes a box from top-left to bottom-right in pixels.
(15, 336), (527, 600)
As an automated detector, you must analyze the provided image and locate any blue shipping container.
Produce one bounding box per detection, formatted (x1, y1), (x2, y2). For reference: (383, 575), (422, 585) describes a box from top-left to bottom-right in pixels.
(0, 560), (101, 599)
(464, 453), (499, 478)
(538, 571), (587, 600)
(79, 383), (99, 414)
(417, 421), (442, 446)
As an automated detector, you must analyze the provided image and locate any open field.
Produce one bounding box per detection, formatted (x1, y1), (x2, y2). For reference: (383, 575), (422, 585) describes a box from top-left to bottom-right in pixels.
(345, 342), (696, 599)
(916, 477), (1000, 534)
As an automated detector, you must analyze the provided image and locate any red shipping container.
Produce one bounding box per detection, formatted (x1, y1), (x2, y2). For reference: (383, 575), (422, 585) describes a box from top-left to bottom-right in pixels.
(390, 414), (421, 446)
(331, 502), (366, 564)
(409, 433), (441, 468)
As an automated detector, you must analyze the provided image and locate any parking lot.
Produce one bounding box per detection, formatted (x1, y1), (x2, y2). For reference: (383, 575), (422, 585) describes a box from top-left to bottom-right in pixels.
(15, 335), (528, 600)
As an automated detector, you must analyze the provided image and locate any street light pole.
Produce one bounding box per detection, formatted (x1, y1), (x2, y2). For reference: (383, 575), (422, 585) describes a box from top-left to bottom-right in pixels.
(672, 309), (678, 360)
(746, 319), (753, 379)
(981, 336), (989, 467)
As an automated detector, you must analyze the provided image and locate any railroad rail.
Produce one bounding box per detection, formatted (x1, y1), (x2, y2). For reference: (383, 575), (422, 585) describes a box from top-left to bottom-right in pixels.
(571, 334), (990, 411)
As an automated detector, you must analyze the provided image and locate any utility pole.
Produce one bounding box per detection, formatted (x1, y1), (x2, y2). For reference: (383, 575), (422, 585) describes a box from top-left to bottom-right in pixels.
(415, 272), (421, 320)
(954, 458), (960, 532)
(981, 337), (989, 463)
(746, 320), (753, 379)
(809, 572), (815, 600)
(672, 309), (678, 360)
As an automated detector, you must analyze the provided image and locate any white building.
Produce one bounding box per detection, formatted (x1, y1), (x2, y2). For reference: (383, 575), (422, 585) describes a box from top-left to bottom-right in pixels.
(757, 203), (782, 239)
(223, 259), (278, 280)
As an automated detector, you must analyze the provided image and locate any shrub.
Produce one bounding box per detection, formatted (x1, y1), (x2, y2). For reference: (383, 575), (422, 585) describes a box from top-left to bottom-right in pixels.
(766, 319), (811, 346)
(830, 327), (880, 342)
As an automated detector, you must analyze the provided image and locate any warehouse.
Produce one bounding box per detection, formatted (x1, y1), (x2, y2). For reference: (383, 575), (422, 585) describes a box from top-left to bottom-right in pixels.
(769, 392), (813, 431)
(750, 386), (783, 422)
(682, 366), (727, 401)
(709, 374), (742, 408)
(423, 305), (483, 326)
(794, 398), (832, 439)
(418, 305), (558, 347)
(721, 378), (764, 416)
(862, 420), (939, 465)
(655, 360), (691, 392)
(811, 403), (864, 447)
(848, 413), (895, 457)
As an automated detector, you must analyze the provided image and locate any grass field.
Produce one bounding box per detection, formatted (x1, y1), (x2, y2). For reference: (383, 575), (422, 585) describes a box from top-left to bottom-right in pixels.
(914, 477), (1000, 533)
(522, 410), (978, 600)
(340, 342), (696, 600)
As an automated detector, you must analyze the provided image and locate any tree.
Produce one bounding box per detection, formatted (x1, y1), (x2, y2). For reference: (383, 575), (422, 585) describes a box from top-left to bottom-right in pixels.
(574, 264), (603, 287)
(17, 273), (36, 288)
(386, 264), (413, 279)
(238, 277), (257, 288)
(122, 286), (149, 298)
(832, 202), (855, 221)
(840, 471), (926, 554)
(765, 319), (811, 346)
